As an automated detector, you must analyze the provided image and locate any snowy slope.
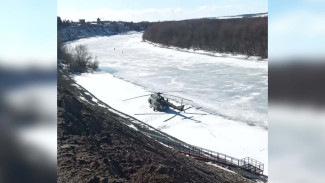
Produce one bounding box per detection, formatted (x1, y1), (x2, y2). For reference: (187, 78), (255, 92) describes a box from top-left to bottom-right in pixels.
(68, 33), (268, 174)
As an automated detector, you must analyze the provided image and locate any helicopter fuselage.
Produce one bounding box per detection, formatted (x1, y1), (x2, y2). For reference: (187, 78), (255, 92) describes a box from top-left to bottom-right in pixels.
(148, 94), (184, 111)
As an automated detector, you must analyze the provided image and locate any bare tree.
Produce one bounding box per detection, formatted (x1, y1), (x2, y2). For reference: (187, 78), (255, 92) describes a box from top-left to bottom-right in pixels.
(66, 45), (99, 73)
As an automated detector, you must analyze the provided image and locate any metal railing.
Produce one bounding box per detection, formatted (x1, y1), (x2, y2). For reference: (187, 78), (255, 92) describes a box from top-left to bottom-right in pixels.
(144, 132), (264, 175)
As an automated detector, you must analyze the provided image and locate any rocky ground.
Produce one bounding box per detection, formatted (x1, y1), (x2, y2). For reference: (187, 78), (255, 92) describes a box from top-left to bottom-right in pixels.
(57, 68), (254, 183)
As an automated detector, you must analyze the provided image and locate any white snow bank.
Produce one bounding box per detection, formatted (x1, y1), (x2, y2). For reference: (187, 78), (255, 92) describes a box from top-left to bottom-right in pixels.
(144, 40), (267, 61)
(127, 124), (138, 131)
(206, 162), (236, 174)
(74, 72), (268, 174)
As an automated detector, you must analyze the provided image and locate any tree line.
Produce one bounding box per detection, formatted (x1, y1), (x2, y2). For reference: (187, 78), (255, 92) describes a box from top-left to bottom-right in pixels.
(58, 16), (153, 31)
(143, 17), (268, 58)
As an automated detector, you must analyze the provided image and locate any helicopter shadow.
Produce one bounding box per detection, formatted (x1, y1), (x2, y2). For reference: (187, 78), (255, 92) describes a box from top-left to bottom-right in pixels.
(163, 107), (202, 123)
(134, 107), (206, 123)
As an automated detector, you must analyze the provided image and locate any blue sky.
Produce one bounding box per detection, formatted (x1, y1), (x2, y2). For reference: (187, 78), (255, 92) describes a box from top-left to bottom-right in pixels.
(0, 0), (266, 64)
(58, 0), (266, 11)
(269, 0), (325, 59)
(1, 0), (325, 64)
(58, 0), (267, 22)
(0, 0), (56, 65)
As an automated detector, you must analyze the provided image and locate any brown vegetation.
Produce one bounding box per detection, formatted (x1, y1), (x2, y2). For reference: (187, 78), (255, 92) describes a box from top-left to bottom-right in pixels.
(143, 17), (268, 58)
(58, 36), (98, 73)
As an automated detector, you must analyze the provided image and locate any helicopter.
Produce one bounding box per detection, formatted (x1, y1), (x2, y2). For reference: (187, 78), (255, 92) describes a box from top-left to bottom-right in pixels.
(122, 92), (191, 112)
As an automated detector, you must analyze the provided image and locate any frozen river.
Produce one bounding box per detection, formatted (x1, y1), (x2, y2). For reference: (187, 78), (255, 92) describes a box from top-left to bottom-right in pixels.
(68, 32), (268, 174)
(69, 33), (268, 129)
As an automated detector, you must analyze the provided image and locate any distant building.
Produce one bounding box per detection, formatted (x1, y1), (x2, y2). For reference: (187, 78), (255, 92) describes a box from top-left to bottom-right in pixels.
(79, 19), (86, 24)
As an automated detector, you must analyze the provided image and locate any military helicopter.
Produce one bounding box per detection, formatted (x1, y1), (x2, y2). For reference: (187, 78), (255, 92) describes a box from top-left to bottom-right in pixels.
(122, 92), (191, 112)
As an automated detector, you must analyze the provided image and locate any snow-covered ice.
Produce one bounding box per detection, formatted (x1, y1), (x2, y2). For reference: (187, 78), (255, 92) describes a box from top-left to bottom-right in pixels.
(69, 33), (268, 128)
(68, 33), (268, 174)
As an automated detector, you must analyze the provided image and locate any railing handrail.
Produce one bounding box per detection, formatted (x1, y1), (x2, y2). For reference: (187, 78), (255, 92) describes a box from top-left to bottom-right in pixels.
(143, 131), (264, 174)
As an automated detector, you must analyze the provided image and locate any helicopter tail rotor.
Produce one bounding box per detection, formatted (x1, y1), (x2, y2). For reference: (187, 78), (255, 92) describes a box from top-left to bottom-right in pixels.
(180, 105), (185, 112)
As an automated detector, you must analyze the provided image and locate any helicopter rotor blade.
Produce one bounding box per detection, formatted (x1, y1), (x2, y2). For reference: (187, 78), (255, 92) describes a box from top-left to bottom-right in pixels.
(134, 113), (165, 115)
(162, 94), (193, 102)
(147, 90), (184, 95)
(183, 112), (207, 115)
(160, 90), (185, 93)
(122, 94), (151, 101)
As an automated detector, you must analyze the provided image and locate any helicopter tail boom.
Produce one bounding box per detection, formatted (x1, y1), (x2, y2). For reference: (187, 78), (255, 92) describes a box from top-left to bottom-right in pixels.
(166, 101), (185, 111)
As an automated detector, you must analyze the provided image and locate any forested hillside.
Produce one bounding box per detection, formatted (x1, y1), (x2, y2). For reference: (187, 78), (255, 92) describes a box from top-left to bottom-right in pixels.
(143, 17), (268, 58)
